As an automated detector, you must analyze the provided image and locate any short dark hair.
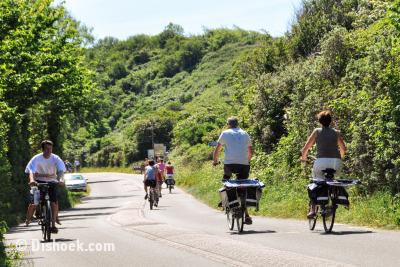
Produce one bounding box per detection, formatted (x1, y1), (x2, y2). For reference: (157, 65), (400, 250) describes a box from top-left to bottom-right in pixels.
(227, 117), (239, 128)
(148, 160), (155, 166)
(41, 140), (53, 150)
(317, 111), (332, 127)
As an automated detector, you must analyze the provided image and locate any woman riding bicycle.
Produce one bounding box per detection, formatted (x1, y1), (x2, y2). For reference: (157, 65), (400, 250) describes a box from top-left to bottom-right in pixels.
(301, 110), (346, 218)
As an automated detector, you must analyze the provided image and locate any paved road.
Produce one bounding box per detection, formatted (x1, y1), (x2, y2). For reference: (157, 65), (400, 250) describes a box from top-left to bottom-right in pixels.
(5, 173), (400, 267)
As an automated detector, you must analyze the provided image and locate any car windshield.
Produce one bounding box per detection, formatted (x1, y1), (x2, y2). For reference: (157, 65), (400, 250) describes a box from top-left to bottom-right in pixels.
(65, 175), (84, 181)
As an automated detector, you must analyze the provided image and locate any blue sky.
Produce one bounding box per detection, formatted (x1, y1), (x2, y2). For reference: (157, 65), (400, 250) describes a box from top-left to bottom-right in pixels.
(58, 0), (302, 40)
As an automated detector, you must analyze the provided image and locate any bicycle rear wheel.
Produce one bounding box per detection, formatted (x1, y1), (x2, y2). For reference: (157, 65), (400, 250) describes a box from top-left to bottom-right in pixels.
(236, 208), (244, 233)
(169, 185), (172, 194)
(322, 204), (336, 233)
(308, 205), (318, 231)
(149, 191), (154, 210)
(226, 208), (234, 230)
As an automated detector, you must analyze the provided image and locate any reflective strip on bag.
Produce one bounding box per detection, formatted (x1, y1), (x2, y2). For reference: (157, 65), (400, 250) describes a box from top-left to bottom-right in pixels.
(229, 200), (239, 205)
(338, 196), (347, 200)
(246, 199), (258, 203)
(317, 197), (328, 200)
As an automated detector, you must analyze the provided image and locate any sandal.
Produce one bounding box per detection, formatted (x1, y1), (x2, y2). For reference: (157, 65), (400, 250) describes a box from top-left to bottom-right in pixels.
(307, 211), (316, 219)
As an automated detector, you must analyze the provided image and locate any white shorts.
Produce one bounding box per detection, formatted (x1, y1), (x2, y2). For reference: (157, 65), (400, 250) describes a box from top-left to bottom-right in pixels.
(312, 158), (343, 180)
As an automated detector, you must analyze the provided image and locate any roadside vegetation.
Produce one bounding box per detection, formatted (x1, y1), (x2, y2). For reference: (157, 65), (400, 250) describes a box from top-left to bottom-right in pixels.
(2, 0), (400, 264)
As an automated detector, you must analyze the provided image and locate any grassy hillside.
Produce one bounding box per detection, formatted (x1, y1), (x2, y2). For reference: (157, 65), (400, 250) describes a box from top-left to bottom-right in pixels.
(61, 0), (400, 230)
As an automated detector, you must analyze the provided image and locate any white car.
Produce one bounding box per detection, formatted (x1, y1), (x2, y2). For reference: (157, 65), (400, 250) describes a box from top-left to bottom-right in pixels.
(64, 173), (87, 192)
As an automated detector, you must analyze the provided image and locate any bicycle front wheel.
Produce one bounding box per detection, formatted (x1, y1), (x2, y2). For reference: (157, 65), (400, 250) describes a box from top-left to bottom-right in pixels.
(322, 204), (336, 233)
(43, 201), (52, 242)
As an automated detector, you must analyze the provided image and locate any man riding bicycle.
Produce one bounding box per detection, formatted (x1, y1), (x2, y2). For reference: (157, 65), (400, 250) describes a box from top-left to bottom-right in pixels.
(301, 111), (346, 218)
(213, 117), (253, 224)
(25, 140), (66, 233)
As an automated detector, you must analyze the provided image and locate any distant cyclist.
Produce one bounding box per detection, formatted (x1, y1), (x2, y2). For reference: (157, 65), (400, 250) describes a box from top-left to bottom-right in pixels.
(165, 161), (174, 177)
(25, 140), (66, 233)
(64, 160), (73, 173)
(213, 117), (253, 224)
(144, 160), (157, 206)
(165, 161), (175, 186)
(155, 158), (165, 197)
(301, 111), (346, 218)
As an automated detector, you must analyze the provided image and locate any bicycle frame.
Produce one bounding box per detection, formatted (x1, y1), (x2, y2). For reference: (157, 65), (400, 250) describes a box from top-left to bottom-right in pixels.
(37, 183), (52, 241)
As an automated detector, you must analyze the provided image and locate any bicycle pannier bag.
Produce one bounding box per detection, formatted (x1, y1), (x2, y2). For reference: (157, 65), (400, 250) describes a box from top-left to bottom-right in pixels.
(314, 185), (329, 205)
(246, 187), (260, 207)
(335, 187), (349, 205)
(165, 178), (175, 185)
(219, 188), (239, 208)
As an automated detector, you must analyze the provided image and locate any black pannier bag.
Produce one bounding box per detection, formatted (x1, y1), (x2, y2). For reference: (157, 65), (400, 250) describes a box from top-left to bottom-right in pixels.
(165, 178), (175, 185)
(219, 188), (240, 208)
(308, 184), (329, 205)
(245, 187), (262, 207)
(335, 187), (349, 205)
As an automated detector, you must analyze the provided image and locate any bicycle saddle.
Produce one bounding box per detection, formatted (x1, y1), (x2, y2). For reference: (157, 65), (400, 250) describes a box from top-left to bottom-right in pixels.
(322, 168), (336, 179)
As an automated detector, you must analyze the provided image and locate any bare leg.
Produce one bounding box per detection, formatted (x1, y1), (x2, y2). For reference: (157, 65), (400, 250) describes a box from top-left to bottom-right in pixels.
(157, 182), (162, 197)
(25, 204), (36, 225)
(50, 202), (58, 228)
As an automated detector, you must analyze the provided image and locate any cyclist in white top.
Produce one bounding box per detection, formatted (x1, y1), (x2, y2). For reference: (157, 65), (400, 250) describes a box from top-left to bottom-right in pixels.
(213, 117), (253, 224)
(25, 140), (66, 233)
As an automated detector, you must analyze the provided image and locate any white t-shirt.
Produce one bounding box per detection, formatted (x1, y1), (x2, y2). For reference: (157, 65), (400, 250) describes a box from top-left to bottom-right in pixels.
(25, 153), (66, 182)
(217, 128), (251, 165)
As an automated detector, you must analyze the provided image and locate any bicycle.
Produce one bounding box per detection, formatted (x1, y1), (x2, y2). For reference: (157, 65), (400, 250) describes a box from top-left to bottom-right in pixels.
(165, 175), (175, 194)
(148, 184), (159, 210)
(307, 169), (361, 233)
(219, 179), (264, 233)
(35, 182), (53, 242)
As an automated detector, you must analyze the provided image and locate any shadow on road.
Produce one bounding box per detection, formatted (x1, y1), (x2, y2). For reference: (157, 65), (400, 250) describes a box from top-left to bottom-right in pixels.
(59, 212), (113, 218)
(87, 179), (121, 184)
(65, 206), (118, 211)
(323, 230), (374, 235)
(230, 230), (276, 235)
(83, 195), (133, 200)
(53, 238), (77, 243)
(8, 227), (42, 233)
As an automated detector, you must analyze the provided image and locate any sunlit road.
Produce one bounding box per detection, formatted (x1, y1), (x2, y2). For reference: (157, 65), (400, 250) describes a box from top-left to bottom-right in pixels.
(5, 173), (400, 267)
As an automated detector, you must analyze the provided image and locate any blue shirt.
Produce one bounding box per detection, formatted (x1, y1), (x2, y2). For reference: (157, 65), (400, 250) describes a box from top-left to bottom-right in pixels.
(145, 166), (156, 180)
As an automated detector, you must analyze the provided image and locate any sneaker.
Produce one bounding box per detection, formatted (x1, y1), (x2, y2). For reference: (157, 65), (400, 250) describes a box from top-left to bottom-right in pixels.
(244, 216), (253, 225)
(56, 217), (62, 225)
(25, 220), (31, 227)
(51, 227), (58, 234)
(217, 201), (222, 208)
(159, 193), (162, 198)
(154, 202), (158, 207)
(144, 194), (148, 200)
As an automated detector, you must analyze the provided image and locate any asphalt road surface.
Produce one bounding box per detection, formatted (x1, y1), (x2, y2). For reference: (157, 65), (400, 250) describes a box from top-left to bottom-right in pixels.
(5, 173), (400, 267)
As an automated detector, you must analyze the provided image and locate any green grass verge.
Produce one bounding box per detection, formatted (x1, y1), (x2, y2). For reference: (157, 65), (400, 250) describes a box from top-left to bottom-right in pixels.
(174, 162), (400, 230)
